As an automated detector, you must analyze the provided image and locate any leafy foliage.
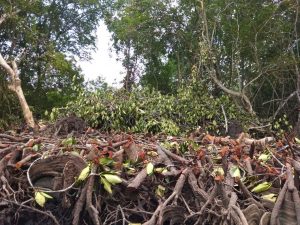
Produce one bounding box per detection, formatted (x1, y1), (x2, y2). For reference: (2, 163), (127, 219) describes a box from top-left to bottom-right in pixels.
(0, 75), (22, 129)
(51, 82), (249, 135)
(0, 0), (102, 120)
(100, 0), (300, 128)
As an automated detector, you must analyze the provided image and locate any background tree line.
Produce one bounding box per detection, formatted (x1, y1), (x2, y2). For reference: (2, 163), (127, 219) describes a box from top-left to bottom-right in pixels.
(0, 0), (299, 134)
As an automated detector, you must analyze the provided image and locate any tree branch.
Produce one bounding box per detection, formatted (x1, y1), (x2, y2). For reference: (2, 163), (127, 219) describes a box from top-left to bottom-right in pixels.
(0, 10), (20, 26)
(209, 70), (254, 114)
(0, 53), (16, 79)
(273, 91), (297, 119)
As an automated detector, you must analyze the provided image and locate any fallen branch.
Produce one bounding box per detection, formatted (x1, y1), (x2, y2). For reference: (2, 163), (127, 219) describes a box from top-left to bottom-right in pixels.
(86, 165), (100, 225)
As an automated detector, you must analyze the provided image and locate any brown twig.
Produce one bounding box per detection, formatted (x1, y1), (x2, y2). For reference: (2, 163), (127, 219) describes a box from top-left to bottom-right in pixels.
(15, 153), (38, 168)
(156, 168), (191, 225)
(3, 198), (59, 225)
(86, 165), (100, 225)
(159, 145), (190, 164)
(236, 177), (264, 209)
(0, 134), (28, 142)
(72, 182), (89, 225)
(127, 168), (148, 191)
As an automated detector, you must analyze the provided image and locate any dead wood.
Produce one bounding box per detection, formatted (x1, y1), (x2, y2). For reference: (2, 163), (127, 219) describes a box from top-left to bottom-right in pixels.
(0, 129), (300, 225)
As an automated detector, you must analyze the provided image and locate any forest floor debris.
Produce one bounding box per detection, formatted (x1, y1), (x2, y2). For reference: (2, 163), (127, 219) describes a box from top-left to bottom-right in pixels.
(0, 126), (300, 225)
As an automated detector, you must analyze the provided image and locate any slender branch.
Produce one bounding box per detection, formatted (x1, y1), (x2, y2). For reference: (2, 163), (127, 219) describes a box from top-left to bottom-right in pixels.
(0, 53), (16, 80)
(273, 91), (297, 119)
(221, 105), (228, 134)
(3, 199), (59, 225)
(0, 10), (20, 26)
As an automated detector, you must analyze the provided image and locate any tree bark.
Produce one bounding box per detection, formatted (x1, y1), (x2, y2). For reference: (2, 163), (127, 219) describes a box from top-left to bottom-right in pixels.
(199, 0), (255, 115)
(209, 70), (254, 115)
(0, 53), (36, 129)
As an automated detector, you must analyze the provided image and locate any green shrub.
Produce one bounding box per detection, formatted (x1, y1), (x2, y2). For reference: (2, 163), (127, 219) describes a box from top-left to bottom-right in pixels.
(50, 83), (250, 135)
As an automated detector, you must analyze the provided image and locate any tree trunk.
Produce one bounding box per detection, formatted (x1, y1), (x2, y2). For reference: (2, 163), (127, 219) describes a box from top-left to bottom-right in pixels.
(10, 82), (35, 129)
(0, 54), (36, 129)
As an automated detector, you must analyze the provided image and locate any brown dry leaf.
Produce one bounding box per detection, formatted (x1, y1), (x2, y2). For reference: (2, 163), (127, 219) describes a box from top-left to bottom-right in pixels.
(219, 146), (229, 157)
(203, 134), (215, 144)
(197, 148), (206, 160)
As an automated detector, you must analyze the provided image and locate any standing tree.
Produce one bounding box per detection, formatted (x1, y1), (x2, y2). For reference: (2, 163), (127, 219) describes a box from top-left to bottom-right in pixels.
(0, 0), (102, 128)
(101, 0), (300, 127)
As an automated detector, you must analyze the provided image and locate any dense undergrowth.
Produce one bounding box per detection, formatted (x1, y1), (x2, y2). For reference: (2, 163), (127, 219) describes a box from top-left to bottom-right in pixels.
(0, 78), (22, 130)
(50, 83), (251, 135)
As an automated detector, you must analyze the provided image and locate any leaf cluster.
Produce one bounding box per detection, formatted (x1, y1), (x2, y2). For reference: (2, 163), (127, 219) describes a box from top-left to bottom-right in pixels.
(50, 83), (250, 135)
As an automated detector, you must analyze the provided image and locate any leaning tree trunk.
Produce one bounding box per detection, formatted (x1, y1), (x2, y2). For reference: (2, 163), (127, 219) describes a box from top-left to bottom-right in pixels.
(0, 53), (36, 129)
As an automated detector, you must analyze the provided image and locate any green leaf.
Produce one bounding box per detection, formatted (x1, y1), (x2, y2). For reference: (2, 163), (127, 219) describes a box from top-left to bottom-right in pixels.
(102, 174), (122, 185)
(212, 167), (224, 177)
(70, 151), (80, 157)
(35, 192), (46, 207)
(100, 177), (112, 194)
(78, 165), (90, 181)
(251, 182), (272, 193)
(40, 192), (53, 199)
(32, 144), (41, 152)
(155, 185), (166, 197)
(146, 162), (154, 175)
(62, 137), (76, 147)
(212, 120), (217, 126)
(162, 168), (169, 175)
(154, 167), (165, 173)
(99, 157), (114, 166)
(229, 165), (241, 178)
(258, 154), (270, 162)
(50, 112), (55, 121)
(295, 137), (300, 144)
(261, 193), (277, 202)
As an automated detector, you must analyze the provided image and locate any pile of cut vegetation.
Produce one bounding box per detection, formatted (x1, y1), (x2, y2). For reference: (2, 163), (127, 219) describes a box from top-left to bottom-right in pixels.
(0, 119), (300, 225)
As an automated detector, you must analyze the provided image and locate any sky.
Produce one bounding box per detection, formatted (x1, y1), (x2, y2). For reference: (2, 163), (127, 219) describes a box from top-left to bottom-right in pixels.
(78, 22), (124, 86)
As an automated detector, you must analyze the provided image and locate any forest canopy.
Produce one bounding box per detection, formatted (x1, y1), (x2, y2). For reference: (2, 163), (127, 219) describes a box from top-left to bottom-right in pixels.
(0, 0), (299, 134)
(2, 1), (300, 225)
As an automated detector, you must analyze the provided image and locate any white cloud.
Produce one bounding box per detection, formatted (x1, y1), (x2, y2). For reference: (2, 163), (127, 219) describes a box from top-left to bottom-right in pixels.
(78, 22), (124, 86)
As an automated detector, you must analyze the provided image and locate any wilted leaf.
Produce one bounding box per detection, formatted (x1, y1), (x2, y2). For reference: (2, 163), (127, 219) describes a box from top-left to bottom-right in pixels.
(261, 193), (277, 202)
(258, 154), (270, 162)
(229, 165), (241, 178)
(129, 223), (141, 225)
(295, 137), (300, 144)
(35, 192), (46, 207)
(203, 134), (215, 143)
(146, 162), (154, 175)
(78, 165), (90, 181)
(155, 185), (166, 197)
(100, 177), (112, 194)
(102, 174), (122, 185)
(251, 182), (272, 193)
